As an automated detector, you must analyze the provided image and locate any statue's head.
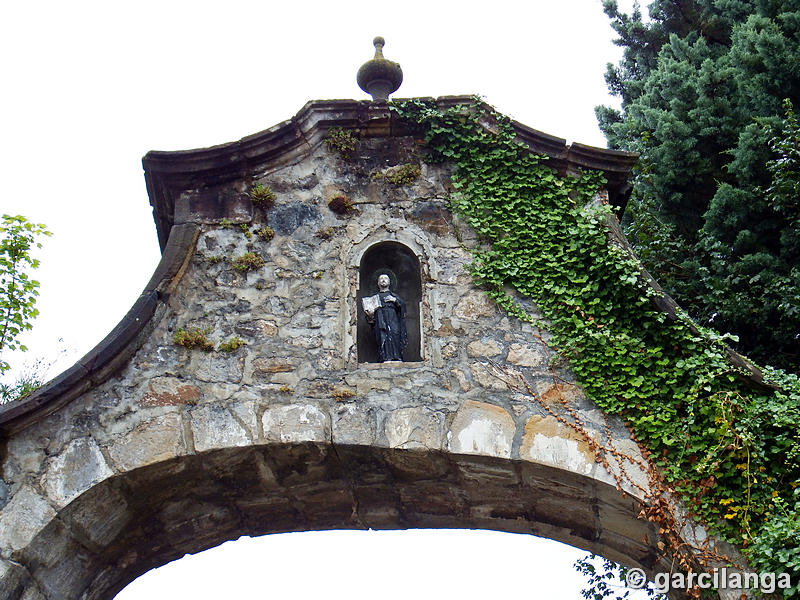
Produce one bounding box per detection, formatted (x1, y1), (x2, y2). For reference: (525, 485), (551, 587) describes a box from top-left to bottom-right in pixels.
(377, 273), (390, 291)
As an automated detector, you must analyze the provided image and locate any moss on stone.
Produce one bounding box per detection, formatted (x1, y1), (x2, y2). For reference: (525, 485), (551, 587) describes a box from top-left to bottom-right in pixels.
(174, 328), (214, 352)
(231, 252), (266, 272)
(386, 164), (421, 186)
(256, 226), (275, 241)
(218, 337), (245, 352)
(324, 127), (357, 159)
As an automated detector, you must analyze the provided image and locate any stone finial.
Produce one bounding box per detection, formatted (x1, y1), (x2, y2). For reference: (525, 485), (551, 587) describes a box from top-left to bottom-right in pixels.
(357, 36), (403, 101)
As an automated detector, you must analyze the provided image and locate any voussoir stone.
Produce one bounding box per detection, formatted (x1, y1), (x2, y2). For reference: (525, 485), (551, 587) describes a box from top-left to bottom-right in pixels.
(107, 413), (185, 471)
(384, 406), (446, 450)
(332, 404), (376, 445)
(447, 400), (515, 458)
(191, 404), (251, 452)
(520, 414), (595, 475)
(0, 558), (29, 598)
(41, 437), (114, 507)
(261, 404), (331, 443)
(0, 486), (56, 552)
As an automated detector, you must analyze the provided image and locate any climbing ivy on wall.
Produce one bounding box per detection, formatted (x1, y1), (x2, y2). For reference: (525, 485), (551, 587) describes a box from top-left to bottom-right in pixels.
(391, 98), (800, 596)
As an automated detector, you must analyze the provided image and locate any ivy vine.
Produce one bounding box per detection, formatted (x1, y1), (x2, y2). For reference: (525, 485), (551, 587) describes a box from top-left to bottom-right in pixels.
(391, 98), (800, 596)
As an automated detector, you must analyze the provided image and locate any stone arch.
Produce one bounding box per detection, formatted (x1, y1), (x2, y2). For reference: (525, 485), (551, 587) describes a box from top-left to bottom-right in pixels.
(2, 436), (666, 600)
(357, 241), (422, 362)
(0, 98), (739, 600)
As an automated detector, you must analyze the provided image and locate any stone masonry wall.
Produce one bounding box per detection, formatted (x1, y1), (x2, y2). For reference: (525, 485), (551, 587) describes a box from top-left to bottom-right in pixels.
(0, 130), (677, 600)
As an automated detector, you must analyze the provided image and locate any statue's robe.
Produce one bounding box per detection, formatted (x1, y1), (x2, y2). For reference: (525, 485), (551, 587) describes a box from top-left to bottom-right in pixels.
(372, 290), (407, 362)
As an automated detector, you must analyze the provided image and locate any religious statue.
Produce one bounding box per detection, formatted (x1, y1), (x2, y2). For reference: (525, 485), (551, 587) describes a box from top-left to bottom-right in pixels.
(362, 273), (407, 362)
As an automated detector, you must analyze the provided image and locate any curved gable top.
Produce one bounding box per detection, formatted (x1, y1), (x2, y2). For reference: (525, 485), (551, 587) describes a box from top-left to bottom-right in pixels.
(143, 96), (638, 252)
(0, 96), (637, 433)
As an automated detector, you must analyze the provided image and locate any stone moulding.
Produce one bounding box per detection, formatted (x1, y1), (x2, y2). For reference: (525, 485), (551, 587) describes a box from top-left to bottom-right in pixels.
(143, 96), (638, 251)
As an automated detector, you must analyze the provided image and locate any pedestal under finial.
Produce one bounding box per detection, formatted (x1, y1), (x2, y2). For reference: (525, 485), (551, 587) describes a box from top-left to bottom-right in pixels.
(357, 36), (403, 101)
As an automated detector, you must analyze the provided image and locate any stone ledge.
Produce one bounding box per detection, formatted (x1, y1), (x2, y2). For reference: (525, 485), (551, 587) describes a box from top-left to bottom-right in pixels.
(356, 361), (426, 370)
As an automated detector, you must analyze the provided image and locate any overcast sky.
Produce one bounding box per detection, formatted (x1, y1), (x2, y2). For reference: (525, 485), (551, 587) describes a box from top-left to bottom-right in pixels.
(1, 1), (652, 598)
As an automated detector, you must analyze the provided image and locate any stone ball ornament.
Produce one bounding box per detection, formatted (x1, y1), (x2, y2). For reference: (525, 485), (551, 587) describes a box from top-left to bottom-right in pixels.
(357, 36), (403, 101)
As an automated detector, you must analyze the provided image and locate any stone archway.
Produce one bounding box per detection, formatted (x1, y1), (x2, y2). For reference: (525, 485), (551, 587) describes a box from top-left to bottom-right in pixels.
(3, 438), (661, 600)
(0, 98), (728, 600)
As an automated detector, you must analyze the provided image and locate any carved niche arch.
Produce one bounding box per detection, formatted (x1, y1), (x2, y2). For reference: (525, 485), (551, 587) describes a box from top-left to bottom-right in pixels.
(357, 241), (422, 363)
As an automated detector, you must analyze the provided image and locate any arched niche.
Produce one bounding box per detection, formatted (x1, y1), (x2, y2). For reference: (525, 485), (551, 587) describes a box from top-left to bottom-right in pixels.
(358, 241), (422, 362)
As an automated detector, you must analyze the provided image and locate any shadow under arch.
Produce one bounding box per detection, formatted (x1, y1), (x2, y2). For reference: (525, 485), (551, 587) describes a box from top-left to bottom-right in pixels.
(18, 443), (669, 600)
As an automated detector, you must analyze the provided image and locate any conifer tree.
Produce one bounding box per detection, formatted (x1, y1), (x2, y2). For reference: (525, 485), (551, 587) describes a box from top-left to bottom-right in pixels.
(598, 0), (800, 370)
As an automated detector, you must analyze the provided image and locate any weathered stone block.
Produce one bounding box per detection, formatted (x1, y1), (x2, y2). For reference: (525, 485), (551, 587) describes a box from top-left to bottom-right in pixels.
(261, 404), (331, 443)
(0, 478), (9, 511)
(466, 339), (502, 357)
(506, 342), (545, 367)
(0, 486), (56, 552)
(536, 382), (583, 406)
(0, 557), (30, 599)
(520, 414), (594, 475)
(469, 362), (511, 390)
(450, 368), (471, 392)
(343, 374), (392, 394)
(453, 291), (497, 320)
(384, 407), (446, 450)
(191, 404), (251, 452)
(60, 482), (130, 548)
(41, 437), (114, 508)
(107, 413), (186, 471)
(252, 357), (298, 373)
(447, 400), (515, 459)
(192, 353), (245, 383)
(141, 376), (202, 407)
(332, 404), (376, 445)
(176, 188), (252, 225)
(234, 319), (278, 339)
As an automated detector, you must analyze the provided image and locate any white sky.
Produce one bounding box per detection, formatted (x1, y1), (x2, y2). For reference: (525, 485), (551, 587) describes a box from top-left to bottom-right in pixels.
(1, 1), (653, 598)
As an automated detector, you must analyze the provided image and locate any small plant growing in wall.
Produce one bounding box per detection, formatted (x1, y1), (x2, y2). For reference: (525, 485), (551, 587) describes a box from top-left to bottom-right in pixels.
(315, 227), (334, 240)
(218, 336), (245, 352)
(324, 127), (357, 159)
(256, 226), (275, 241)
(174, 328), (214, 352)
(386, 164), (421, 186)
(239, 223), (252, 239)
(327, 193), (355, 215)
(231, 252), (266, 272)
(250, 183), (276, 209)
